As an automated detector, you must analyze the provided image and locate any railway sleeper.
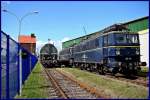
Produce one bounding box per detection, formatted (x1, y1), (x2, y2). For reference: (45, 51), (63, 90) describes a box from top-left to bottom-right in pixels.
(61, 88), (87, 93)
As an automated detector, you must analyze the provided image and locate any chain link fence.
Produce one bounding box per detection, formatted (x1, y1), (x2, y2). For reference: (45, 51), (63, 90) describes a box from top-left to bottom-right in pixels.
(0, 31), (38, 99)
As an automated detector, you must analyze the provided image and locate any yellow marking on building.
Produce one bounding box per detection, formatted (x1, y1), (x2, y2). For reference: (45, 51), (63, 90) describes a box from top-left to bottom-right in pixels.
(138, 29), (149, 35)
(103, 46), (140, 48)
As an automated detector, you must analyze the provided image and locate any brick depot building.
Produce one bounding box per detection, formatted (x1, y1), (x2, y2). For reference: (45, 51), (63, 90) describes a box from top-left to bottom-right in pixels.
(19, 34), (36, 55)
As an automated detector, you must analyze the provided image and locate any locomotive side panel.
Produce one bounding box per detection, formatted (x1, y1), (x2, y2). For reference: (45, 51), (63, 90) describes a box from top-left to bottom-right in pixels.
(59, 24), (143, 76)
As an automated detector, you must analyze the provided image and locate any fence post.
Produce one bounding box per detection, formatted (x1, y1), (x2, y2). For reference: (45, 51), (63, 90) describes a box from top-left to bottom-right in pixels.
(19, 48), (22, 96)
(6, 35), (9, 99)
(0, 31), (1, 99)
(30, 55), (32, 73)
(17, 44), (20, 94)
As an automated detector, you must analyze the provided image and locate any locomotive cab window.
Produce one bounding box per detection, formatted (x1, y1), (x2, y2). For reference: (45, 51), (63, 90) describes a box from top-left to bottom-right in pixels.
(115, 34), (126, 44)
(115, 33), (139, 45)
(127, 34), (139, 44)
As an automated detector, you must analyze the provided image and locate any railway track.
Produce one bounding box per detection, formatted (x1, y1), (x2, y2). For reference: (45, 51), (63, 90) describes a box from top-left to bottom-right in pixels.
(41, 68), (62, 98)
(43, 67), (106, 99)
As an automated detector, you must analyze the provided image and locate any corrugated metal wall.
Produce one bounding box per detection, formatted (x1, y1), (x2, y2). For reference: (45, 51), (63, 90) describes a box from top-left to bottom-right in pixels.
(125, 18), (148, 32)
(63, 38), (82, 49)
(62, 33), (94, 49)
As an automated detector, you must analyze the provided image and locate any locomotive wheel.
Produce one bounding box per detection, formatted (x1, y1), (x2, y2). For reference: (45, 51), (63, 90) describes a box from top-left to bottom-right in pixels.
(88, 64), (93, 72)
(80, 64), (84, 70)
(101, 67), (105, 75)
(98, 66), (105, 75)
(90, 64), (94, 72)
(133, 70), (138, 75)
(112, 67), (118, 76)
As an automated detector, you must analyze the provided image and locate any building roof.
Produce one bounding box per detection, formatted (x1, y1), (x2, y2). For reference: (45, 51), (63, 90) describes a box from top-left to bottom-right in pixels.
(19, 35), (36, 43)
(123, 16), (148, 25)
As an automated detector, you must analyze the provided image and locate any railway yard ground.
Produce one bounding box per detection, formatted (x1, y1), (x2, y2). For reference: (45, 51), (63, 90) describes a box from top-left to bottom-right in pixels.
(57, 68), (148, 99)
(16, 62), (148, 99)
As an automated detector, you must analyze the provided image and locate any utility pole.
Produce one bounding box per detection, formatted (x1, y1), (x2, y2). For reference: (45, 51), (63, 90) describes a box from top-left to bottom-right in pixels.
(83, 26), (87, 35)
(3, 9), (39, 96)
(48, 38), (51, 44)
(82, 26), (88, 41)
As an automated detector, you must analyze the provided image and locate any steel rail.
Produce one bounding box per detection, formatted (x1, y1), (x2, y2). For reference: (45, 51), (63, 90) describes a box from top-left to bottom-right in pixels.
(43, 68), (68, 99)
(56, 69), (109, 99)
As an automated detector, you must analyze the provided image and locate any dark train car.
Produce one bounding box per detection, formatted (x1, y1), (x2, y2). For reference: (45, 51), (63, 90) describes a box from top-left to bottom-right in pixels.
(59, 24), (145, 76)
(59, 48), (73, 67)
(40, 43), (58, 67)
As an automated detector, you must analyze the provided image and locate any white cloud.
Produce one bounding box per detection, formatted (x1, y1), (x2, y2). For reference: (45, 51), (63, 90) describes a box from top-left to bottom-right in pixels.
(61, 37), (70, 43)
(53, 37), (70, 52)
(36, 40), (54, 51)
(36, 40), (47, 53)
(57, 37), (70, 52)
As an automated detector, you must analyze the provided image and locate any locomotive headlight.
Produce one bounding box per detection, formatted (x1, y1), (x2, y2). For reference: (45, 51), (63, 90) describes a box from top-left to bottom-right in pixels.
(116, 48), (120, 55)
(129, 63), (132, 66)
(128, 57), (132, 60)
(125, 57), (128, 60)
(118, 62), (122, 66)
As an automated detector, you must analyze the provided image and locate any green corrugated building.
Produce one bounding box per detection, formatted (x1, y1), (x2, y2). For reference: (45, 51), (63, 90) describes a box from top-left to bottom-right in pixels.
(123, 16), (148, 32)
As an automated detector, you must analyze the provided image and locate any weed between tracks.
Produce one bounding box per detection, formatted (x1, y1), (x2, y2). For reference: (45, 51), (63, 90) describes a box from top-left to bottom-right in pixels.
(15, 62), (50, 98)
(58, 68), (148, 99)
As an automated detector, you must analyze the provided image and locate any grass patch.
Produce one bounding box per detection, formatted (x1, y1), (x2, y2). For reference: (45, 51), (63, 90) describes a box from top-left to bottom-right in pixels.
(58, 68), (148, 99)
(141, 66), (149, 72)
(15, 62), (50, 99)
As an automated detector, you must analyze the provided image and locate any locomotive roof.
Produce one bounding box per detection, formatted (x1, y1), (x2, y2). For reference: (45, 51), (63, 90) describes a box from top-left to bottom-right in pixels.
(63, 24), (128, 44)
(42, 43), (55, 47)
(40, 43), (58, 54)
(62, 31), (138, 50)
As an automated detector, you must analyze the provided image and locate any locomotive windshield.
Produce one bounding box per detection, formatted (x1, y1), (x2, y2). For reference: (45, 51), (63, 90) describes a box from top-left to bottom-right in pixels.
(115, 34), (126, 44)
(115, 33), (139, 44)
(126, 34), (139, 44)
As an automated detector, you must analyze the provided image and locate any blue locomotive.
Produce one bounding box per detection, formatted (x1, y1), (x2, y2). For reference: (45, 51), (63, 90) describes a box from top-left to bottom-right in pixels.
(59, 24), (145, 75)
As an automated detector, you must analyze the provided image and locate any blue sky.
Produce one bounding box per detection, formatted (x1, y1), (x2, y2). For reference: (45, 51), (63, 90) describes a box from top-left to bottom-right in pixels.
(1, 1), (149, 51)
